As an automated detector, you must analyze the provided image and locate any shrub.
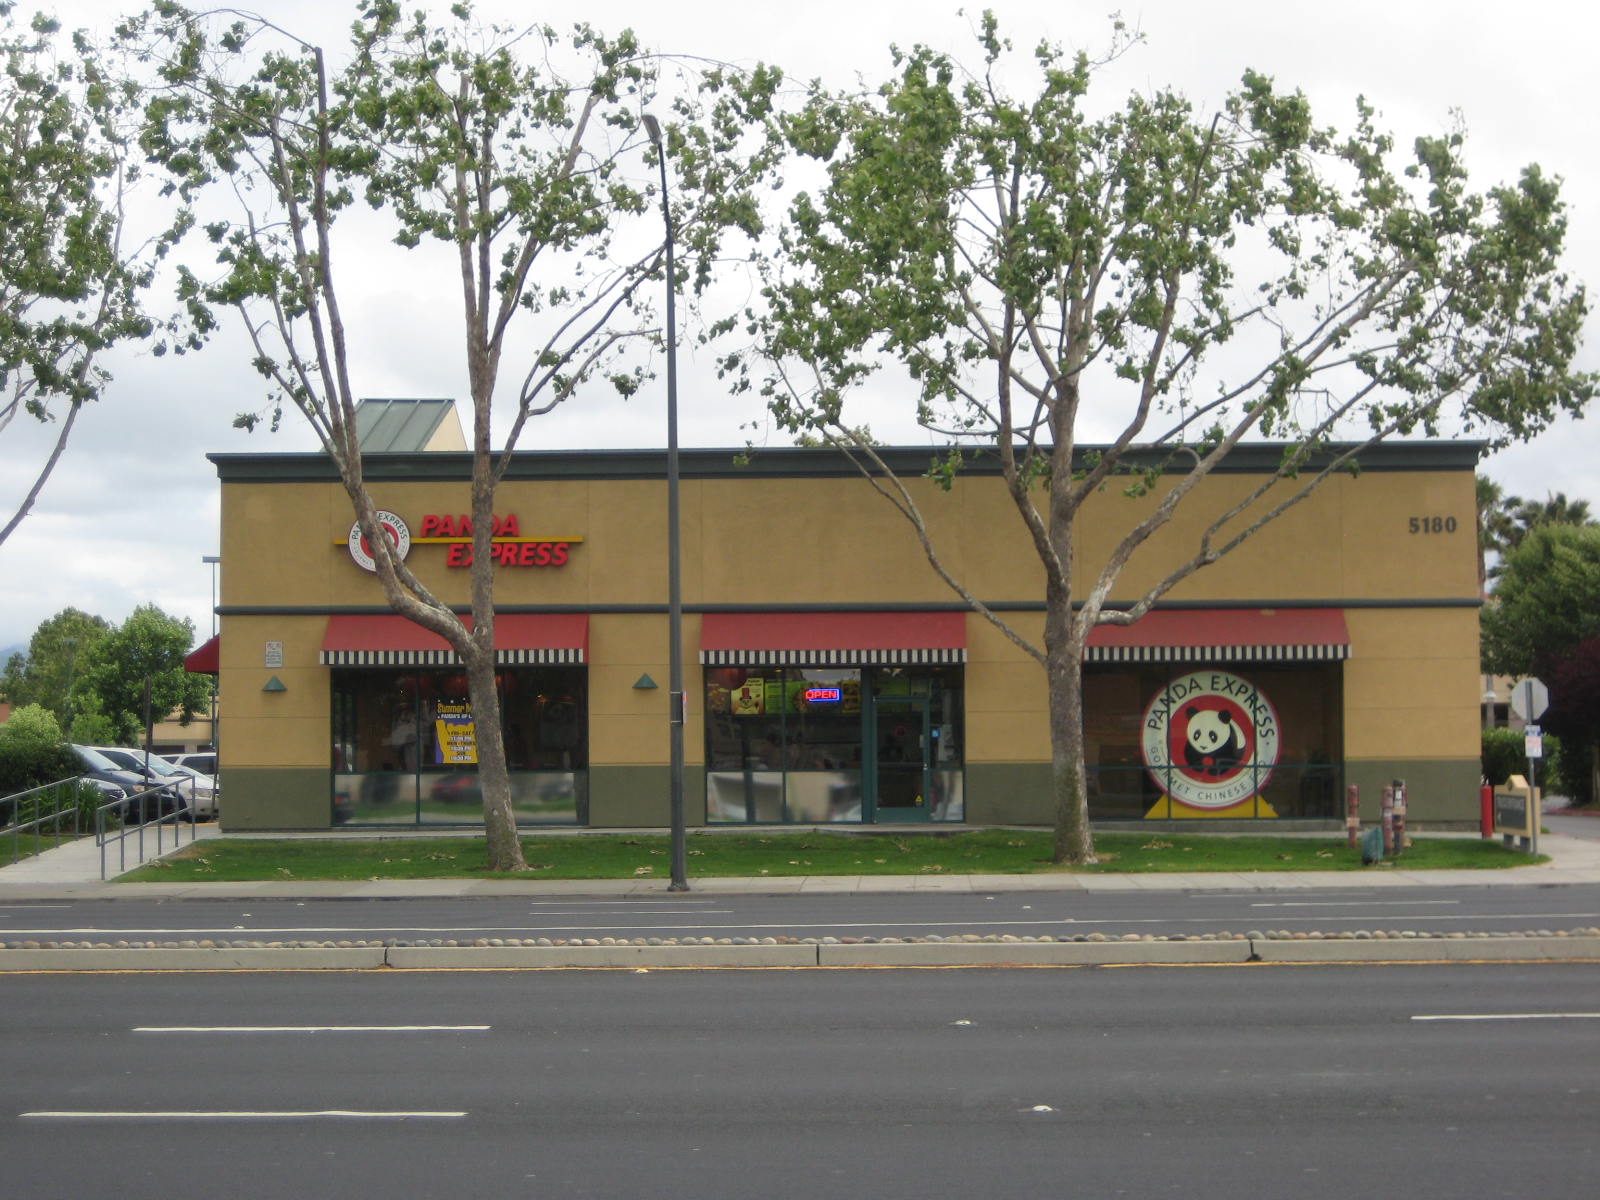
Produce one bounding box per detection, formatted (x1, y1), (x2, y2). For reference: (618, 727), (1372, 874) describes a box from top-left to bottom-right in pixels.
(0, 703), (63, 748)
(0, 739), (80, 796)
(1482, 728), (1526, 785)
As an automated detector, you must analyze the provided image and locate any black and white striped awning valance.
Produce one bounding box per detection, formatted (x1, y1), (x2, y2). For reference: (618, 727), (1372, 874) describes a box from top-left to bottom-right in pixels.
(320, 646), (586, 667)
(319, 614), (587, 668)
(698, 611), (967, 670)
(1085, 642), (1350, 665)
(700, 646), (965, 667)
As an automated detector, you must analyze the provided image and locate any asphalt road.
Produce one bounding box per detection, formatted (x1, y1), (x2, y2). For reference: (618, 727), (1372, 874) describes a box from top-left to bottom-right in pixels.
(6, 964), (1598, 1199)
(3, 884), (1598, 945)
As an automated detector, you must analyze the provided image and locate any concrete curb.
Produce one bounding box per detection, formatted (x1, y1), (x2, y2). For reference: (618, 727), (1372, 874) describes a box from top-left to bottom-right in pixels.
(0, 946), (388, 971)
(385, 943), (816, 969)
(1252, 936), (1600, 963)
(814, 939), (1255, 966)
(3, 935), (1598, 971)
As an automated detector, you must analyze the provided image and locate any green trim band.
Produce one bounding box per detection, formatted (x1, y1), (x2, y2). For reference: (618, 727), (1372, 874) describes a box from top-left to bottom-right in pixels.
(210, 440), (1484, 484)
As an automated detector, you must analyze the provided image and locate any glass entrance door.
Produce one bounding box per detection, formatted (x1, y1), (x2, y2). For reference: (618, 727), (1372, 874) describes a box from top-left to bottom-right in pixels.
(870, 696), (931, 821)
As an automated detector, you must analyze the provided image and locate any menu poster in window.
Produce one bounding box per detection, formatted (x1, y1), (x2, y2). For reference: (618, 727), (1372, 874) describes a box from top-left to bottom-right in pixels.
(732, 678), (765, 716)
(434, 701), (479, 765)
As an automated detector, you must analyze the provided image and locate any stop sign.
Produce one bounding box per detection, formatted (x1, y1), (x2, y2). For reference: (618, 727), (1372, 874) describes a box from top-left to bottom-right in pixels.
(1510, 678), (1549, 723)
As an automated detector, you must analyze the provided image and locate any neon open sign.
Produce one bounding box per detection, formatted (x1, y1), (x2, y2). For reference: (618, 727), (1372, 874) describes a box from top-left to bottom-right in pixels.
(804, 688), (842, 704)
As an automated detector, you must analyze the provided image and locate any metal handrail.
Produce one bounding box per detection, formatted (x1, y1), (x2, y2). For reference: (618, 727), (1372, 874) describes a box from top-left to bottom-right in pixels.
(96, 785), (199, 880)
(1, 778), (87, 864)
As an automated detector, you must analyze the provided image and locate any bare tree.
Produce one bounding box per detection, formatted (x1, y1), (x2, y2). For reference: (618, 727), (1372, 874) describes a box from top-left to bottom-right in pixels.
(126, 1), (781, 869)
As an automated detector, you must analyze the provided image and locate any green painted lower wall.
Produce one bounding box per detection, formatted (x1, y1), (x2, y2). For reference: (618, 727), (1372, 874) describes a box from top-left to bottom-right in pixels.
(967, 759), (1481, 828)
(220, 758), (1479, 830)
(588, 765), (707, 828)
(1345, 758), (1481, 827)
(966, 763), (1055, 824)
(218, 768), (334, 830)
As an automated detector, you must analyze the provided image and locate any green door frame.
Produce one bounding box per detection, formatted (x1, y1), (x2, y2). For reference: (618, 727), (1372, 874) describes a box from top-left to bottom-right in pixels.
(865, 686), (932, 822)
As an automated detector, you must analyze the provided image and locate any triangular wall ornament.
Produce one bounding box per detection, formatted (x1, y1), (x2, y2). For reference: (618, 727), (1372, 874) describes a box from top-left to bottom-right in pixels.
(632, 673), (658, 690)
(262, 676), (288, 692)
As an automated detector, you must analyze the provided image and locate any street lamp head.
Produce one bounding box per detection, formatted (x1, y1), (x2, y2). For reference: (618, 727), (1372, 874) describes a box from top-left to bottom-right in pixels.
(641, 112), (663, 146)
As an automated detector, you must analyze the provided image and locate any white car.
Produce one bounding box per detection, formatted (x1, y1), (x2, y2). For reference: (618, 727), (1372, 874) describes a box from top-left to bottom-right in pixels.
(163, 761), (220, 818)
(164, 752), (217, 777)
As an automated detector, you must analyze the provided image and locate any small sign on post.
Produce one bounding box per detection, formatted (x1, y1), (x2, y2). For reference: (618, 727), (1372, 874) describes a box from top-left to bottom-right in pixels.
(1524, 724), (1543, 760)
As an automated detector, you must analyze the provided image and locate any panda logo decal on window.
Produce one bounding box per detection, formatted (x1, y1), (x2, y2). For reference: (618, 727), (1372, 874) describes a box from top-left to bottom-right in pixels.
(1140, 670), (1281, 810)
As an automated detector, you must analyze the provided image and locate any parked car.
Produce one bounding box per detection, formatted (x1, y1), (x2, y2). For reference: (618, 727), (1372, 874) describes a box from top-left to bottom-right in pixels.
(162, 761), (220, 819)
(164, 752), (217, 777)
(91, 748), (218, 820)
(67, 745), (178, 821)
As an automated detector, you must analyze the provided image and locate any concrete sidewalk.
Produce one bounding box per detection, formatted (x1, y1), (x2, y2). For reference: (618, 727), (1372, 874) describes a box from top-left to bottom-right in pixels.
(3, 821), (1599, 899)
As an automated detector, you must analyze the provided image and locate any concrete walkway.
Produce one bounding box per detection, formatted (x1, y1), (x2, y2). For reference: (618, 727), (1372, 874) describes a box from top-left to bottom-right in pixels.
(3, 819), (1599, 899)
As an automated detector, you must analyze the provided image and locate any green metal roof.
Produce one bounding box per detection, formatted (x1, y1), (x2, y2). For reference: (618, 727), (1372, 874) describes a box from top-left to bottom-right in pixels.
(353, 398), (457, 452)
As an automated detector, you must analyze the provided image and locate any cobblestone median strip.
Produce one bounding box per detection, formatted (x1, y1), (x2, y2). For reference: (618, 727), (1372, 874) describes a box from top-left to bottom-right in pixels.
(2, 928), (1599, 969)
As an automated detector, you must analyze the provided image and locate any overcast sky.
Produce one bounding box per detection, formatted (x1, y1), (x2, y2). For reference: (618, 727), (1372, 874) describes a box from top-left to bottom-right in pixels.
(2, 0), (1597, 654)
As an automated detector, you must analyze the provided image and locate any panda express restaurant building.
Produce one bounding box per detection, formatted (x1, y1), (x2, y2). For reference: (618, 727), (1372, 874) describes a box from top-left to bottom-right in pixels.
(204, 439), (1485, 831)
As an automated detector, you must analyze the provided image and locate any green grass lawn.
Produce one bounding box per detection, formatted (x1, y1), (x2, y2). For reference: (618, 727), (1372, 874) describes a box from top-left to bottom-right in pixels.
(119, 829), (1539, 882)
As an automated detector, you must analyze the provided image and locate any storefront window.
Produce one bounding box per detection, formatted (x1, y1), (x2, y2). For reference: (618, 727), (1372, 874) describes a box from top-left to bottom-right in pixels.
(331, 667), (586, 825)
(704, 666), (963, 823)
(1083, 663), (1341, 820)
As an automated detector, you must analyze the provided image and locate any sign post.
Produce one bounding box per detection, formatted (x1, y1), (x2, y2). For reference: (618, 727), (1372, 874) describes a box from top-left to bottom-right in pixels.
(1510, 678), (1549, 858)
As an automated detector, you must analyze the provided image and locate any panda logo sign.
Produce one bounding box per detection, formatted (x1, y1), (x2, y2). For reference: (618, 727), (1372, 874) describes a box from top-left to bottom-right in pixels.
(1140, 670), (1281, 810)
(346, 511), (412, 573)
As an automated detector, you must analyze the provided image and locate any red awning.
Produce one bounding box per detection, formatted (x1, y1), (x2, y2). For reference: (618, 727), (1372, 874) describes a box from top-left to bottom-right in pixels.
(184, 634), (220, 674)
(699, 612), (966, 666)
(1085, 608), (1350, 664)
(319, 614), (588, 666)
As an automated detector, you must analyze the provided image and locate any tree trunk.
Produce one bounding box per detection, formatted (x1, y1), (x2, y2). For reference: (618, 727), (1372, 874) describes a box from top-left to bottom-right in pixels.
(462, 643), (527, 872)
(1047, 635), (1095, 864)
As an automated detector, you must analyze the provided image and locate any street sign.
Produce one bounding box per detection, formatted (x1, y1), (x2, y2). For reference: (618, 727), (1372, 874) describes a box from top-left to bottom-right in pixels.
(1525, 726), (1544, 759)
(1510, 678), (1549, 723)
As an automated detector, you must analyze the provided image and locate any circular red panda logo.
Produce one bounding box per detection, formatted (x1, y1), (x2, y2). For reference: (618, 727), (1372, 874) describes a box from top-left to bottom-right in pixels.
(1140, 670), (1280, 809)
(346, 511), (411, 572)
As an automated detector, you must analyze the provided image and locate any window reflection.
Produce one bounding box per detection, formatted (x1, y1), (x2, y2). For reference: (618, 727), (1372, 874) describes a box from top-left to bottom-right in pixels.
(330, 667), (586, 825)
(704, 665), (964, 823)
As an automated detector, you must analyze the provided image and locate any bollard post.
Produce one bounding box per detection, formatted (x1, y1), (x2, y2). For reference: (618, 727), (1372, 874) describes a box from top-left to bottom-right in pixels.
(1391, 778), (1407, 856)
(1346, 784), (1360, 848)
(1480, 784), (1494, 838)
(1381, 785), (1395, 857)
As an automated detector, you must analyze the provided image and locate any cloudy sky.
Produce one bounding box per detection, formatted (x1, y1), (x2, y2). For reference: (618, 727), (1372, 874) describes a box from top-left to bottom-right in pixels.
(2, 0), (1597, 655)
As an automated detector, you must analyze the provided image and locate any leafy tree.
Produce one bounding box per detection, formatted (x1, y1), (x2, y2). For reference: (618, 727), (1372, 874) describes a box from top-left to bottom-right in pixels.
(0, 607), (111, 728)
(72, 604), (210, 746)
(1482, 525), (1600, 673)
(0, 4), (183, 547)
(1483, 525), (1600, 806)
(1505, 491), (1596, 552)
(755, 16), (1595, 861)
(0, 701), (61, 747)
(122, 2), (780, 870)
(0, 702), (78, 798)
(1475, 475), (1520, 591)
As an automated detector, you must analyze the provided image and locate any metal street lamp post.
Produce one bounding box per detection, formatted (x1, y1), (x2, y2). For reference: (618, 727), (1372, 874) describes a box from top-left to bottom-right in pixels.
(643, 113), (689, 891)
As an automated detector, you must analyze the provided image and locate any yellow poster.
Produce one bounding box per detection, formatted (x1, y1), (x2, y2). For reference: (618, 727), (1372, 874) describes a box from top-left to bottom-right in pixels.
(434, 702), (479, 765)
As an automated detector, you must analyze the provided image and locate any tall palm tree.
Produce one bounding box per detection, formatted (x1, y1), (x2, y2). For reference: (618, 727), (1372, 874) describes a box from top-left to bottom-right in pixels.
(1476, 475), (1522, 591)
